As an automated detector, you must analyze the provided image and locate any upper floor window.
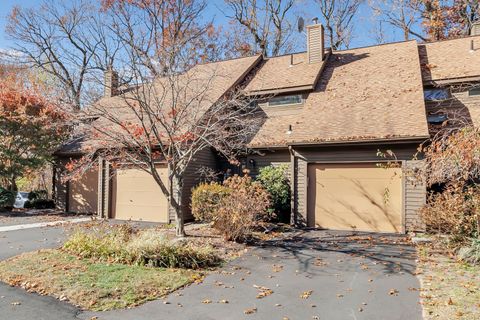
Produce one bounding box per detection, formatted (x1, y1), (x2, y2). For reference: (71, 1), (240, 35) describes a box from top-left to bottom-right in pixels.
(268, 94), (303, 107)
(468, 87), (480, 96)
(424, 88), (450, 101)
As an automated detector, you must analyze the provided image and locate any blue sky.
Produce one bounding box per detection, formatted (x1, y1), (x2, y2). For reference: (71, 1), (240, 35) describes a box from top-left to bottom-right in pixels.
(0, 0), (409, 52)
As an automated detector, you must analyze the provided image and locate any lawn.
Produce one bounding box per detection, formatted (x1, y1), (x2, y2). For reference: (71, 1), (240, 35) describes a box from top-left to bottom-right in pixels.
(0, 249), (200, 311)
(417, 246), (480, 319)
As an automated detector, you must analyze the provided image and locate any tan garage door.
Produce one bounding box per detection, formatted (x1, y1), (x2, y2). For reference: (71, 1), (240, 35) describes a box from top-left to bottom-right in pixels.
(113, 167), (169, 223)
(69, 168), (98, 214)
(307, 163), (403, 233)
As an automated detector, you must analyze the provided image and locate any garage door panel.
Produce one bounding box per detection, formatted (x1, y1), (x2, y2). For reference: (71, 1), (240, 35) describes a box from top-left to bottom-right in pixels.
(308, 164), (403, 233)
(114, 167), (168, 223)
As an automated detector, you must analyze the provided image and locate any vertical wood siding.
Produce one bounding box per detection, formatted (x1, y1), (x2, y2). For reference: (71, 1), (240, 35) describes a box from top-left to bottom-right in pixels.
(169, 147), (218, 222)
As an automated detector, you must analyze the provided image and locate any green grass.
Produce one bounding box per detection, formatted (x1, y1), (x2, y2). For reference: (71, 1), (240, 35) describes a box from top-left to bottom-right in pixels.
(0, 249), (200, 311)
(418, 246), (480, 319)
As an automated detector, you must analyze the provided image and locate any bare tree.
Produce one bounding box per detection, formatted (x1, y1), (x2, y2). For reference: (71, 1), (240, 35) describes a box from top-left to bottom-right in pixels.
(67, 0), (262, 237)
(316, 0), (363, 50)
(370, 0), (427, 42)
(6, 0), (119, 110)
(224, 0), (297, 57)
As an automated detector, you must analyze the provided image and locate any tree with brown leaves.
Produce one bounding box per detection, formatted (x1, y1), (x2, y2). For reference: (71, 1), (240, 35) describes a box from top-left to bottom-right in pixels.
(67, 0), (262, 237)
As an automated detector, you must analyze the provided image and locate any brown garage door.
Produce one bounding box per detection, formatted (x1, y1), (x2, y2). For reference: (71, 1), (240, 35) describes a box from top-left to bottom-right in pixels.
(113, 167), (169, 223)
(307, 163), (403, 233)
(69, 168), (98, 214)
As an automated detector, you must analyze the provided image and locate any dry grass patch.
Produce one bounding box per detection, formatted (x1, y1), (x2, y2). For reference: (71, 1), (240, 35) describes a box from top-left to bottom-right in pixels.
(417, 245), (480, 319)
(0, 249), (199, 311)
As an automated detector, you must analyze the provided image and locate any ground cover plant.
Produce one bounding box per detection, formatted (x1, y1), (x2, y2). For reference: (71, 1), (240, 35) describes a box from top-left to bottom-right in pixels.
(0, 223), (228, 311)
(417, 244), (480, 319)
(0, 249), (198, 311)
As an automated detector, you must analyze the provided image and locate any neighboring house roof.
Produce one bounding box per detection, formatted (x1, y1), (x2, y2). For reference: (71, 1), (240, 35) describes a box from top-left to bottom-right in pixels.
(248, 40), (429, 147)
(419, 35), (480, 83)
(243, 52), (328, 95)
(56, 55), (262, 156)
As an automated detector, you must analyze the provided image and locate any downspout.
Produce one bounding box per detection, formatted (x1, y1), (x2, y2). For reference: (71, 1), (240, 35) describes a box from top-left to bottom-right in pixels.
(288, 145), (296, 226)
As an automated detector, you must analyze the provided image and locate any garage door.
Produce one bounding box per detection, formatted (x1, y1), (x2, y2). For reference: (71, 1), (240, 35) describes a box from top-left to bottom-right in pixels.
(113, 167), (169, 223)
(307, 163), (403, 233)
(69, 168), (98, 214)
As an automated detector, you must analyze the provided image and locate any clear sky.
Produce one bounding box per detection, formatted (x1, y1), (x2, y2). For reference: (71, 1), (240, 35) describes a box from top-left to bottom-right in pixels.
(0, 0), (409, 52)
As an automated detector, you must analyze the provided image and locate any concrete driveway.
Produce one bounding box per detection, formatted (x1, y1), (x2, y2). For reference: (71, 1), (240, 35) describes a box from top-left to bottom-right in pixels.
(82, 230), (423, 320)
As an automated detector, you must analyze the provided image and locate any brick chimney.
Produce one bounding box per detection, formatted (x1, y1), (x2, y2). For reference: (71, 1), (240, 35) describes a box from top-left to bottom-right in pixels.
(306, 22), (324, 64)
(104, 66), (118, 97)
(472, 21), (480, 36)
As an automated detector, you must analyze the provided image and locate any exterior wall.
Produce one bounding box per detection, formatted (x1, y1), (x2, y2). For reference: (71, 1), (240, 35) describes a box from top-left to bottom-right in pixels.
(426, 85), (480, 136)
(404, 160), (427, 231)
(97, 158), (110, 218)
(245, 149), (291, 178)
(169, 147), (218, 222)
(68, 166), (99, 214)
(53, 158), (69, 211)
(291, 142), (427, 232)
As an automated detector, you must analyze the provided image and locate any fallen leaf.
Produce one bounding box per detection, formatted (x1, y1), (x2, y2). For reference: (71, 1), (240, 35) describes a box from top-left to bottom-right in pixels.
(300, 290), (313, 299)
(244, 307), (257, 314)
(202, 299), (212, 304)
(389, 289), (399, 296)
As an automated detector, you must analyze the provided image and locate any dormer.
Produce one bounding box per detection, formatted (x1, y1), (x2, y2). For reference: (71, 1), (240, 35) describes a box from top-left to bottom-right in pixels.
(243, 21), (330, 104)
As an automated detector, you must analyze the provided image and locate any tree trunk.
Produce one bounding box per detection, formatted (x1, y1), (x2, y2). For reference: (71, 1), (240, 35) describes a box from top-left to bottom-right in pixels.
(169, 173), (186, 237)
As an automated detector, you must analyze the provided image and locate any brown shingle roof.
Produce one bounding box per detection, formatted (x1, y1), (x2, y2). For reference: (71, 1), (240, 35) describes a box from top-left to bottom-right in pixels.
(244, 52), (328, 95)
(56, 55), (261, 155)
(419, 35), (480, 82)
(249, 40), (429, 147)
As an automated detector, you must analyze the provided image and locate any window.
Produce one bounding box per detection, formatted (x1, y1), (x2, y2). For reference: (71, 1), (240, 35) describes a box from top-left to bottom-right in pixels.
(427, 113), (447, 124)
(469, 87), (480, 96)
(424, 88), (450, 101)
(268, 94), (303, 107)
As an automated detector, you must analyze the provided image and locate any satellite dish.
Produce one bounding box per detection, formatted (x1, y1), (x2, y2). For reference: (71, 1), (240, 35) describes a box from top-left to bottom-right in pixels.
(297, 17), (305, 33)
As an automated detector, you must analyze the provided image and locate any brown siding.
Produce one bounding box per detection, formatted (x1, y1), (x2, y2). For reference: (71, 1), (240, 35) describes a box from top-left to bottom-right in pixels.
(169, 148), (217, 222)
(426, 86), (480, 136)
(245, 149), (291, 178)
(404, 160), (426, 231)
(53, 158), (69, 211)
(292, 143), (426, 232)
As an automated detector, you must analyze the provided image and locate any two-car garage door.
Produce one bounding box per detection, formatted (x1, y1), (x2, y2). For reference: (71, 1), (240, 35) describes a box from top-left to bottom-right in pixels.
(307, 163), (403, 233)
(112, 167), (169, 223)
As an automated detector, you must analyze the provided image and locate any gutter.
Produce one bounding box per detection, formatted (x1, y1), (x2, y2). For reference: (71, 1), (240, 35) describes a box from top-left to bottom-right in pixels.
(248, 136), (430, 150)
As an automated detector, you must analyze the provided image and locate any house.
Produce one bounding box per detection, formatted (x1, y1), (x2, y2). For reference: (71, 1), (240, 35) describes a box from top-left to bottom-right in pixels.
(53, 22), (480, 233)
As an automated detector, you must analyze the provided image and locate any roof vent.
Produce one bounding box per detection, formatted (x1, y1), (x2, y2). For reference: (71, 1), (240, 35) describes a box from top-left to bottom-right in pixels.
(471, 21), (480, 36)
(306, 23), (324, 64)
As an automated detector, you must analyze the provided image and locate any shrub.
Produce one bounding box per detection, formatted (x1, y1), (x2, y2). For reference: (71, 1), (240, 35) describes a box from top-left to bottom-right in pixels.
(24, 199), (55, 209)
(257, 165), (291, 222)
(63, 224), (133, 263)
(0, 187), (15, 209)
(63, 224), (221, 269)
(458, 238), (480, 266)
(214, 175), (271, 242)
(420, 184), (480, 243)
(127, 230), (221, 269)
(191, 183), (230, 222)
(28, 190), (48, 201)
